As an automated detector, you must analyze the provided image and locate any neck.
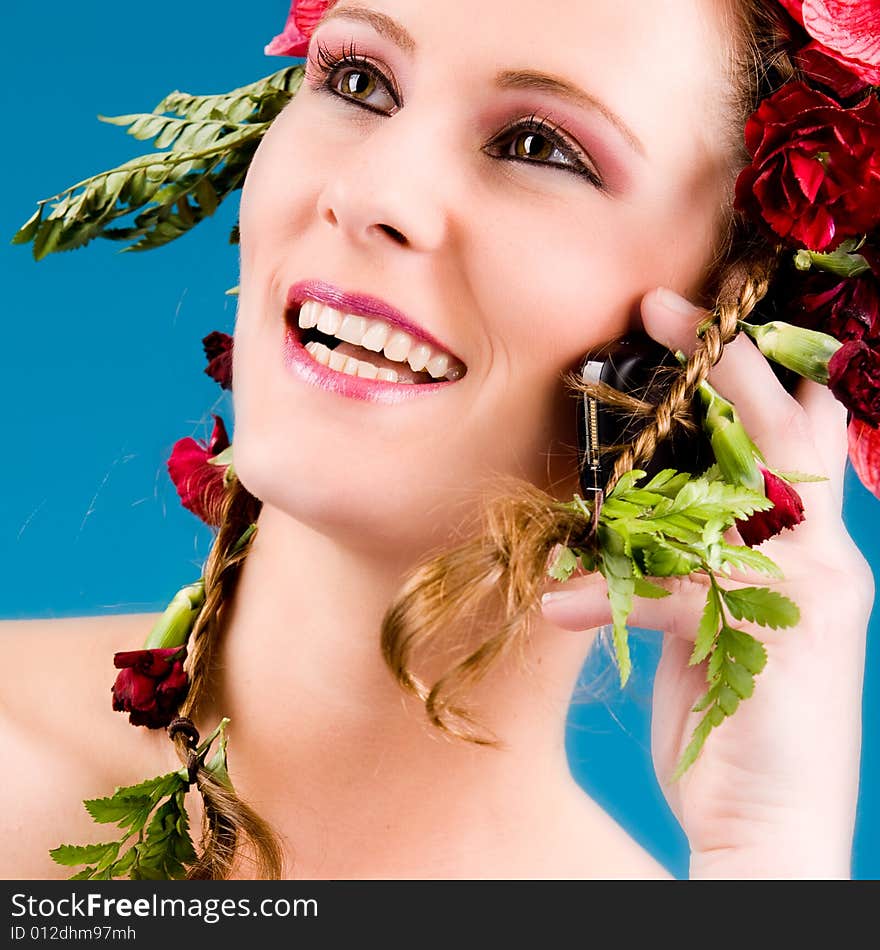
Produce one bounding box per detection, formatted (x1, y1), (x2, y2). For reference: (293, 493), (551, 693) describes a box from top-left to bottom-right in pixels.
(200, 502), (598, 878)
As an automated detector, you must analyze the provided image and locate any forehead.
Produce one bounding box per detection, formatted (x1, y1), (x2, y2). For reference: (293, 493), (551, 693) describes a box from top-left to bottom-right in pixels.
(323, 0), (738, 166)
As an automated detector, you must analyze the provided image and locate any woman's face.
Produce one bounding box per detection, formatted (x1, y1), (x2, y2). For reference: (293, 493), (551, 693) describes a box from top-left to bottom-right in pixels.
(233, 0), (740, 559)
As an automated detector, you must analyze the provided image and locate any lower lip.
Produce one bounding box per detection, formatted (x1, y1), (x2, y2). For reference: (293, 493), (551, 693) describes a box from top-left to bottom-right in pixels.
(281, 323), (460, 404)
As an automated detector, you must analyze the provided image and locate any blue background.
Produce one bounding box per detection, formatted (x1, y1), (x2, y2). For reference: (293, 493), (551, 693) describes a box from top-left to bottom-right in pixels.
(3, 1), (877, 879)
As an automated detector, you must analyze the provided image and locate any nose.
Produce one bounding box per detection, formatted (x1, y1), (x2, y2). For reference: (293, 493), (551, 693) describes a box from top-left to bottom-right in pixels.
(315, 113), (451, 254)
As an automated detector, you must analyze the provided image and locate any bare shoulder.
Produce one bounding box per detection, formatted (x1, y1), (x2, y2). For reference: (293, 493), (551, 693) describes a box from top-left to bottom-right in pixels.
(0, 612), (179, 880)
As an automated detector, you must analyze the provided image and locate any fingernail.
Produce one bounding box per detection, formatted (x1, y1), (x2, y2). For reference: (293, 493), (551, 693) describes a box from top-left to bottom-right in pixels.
(541, 590), (578, 607)
(656, 286), (700, 317)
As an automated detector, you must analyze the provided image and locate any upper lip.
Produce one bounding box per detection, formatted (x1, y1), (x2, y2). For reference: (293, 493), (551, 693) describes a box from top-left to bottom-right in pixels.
(285, 279), (464, 363)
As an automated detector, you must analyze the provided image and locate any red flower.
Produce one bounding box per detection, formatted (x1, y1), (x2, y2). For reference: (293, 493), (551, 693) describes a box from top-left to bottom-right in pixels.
(733, 82), (880, 252)
(736, 465), (806, 547)
(265, 0), (332, 57)
(828, 339), (880, 426)
(167, 415), (231, 525)
(848, 415), (880, 499)
(203, 331), (233, 390)
(111, 647), (189, 729)
(777, 1), (880, 94)
(790, 272), (880, 342)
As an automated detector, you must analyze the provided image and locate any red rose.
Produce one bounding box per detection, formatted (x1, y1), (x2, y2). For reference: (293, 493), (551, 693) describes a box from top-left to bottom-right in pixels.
(777, 1), (880, 94)
(791, 273), (880, 341)
(203, 331), (233, 390)
(111, 647), (189, 729)
(736, 465), (806, 547)
(265, 0), (332, 57)
(167, 415), (231, 525)
(848, 415), (880, 500)
(734, 82), (880, 252)
(828, 339), (880, 425)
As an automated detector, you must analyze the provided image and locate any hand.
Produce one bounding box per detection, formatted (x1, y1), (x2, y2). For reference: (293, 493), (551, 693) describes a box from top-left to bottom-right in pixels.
(541, 287), (875, 878)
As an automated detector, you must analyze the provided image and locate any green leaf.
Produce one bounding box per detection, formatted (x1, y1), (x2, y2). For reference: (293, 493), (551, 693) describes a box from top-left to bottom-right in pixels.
(547, 545), (579, 582)
(721, 656), (754, 699)
(84, 795), (151, 826)
(50, 841), (120, 867)
(671, 714), (714, 781)
(724, 626), (767, 676)
(11, 206), (43, 245)
(689, 586), (721, 666)
(716, 543), (784, 579)
(775, 470), (828, 484)
(717, 684), (740, 716)
(642, 541), (701, 577)
(607, 469), (647, 499)
(632, 577), (671, 599)
(598, 533), (635, 688)
(721, 587), (800, 629)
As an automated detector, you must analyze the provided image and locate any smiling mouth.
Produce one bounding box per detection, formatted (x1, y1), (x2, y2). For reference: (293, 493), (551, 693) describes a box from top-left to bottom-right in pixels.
(286, 300), (468, 385)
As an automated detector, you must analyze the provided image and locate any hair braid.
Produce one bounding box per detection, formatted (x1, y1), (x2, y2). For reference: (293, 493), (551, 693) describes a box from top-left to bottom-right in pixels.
(606, 249), (779, 491)
(168, 476), (286, 880)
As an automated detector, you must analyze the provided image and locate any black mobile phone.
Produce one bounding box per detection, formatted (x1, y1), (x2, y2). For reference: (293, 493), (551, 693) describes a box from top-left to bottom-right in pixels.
(575, 334), (710, 497)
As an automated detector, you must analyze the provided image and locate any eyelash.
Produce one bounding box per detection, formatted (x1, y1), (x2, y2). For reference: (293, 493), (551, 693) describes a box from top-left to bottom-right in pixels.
(305, 40), (605, 191)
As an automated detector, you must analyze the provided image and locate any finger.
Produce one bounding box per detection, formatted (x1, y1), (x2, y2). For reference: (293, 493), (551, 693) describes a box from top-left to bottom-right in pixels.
(641, 288), (839, 538)
(795, 378), (848, 513)
(540, 570), (791, 645)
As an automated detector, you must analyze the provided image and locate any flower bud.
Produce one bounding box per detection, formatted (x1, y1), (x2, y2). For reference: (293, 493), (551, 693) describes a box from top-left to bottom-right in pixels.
(736, 465), (806, 546)
(144, 580), (206, 650)
(111, 646), (189, 729)
(793, 245), (871, 279)
(739, 320), (843, 384)
(697, 380), (764, 493)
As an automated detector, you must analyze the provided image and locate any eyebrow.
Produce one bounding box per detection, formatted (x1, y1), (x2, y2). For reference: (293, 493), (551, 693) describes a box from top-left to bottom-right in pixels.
(322, 4), (646, 158)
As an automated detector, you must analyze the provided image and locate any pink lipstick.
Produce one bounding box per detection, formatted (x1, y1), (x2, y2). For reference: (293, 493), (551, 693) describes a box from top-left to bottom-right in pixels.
(281, 279), (466, 405)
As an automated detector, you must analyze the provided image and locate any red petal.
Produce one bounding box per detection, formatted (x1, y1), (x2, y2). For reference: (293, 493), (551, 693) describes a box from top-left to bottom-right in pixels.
(848, 416), (880, 499)
(789, 148), (826, 201)
(777, 0), (805, 27)
(735, 466), (805, 546)
(202, 331), (233, 391)
(265, 0), (331, 57)
(802, 1), (880, 74)
(166, 418), (230, 525)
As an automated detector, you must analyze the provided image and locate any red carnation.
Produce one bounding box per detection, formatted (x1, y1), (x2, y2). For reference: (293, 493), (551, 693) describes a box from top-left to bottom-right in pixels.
(828, 339), (880, 426)
(734, 82), (880, 252)
(777, 1), (880, 95)
(791, 273), (880, 342)
(167, 415), (231, 525)
(203, 331), (233, 390)
(265, 0), (332, 57)
(111, 647), (189, 729)
(848, 416), (880, 500)
(736, 464), (806, 547)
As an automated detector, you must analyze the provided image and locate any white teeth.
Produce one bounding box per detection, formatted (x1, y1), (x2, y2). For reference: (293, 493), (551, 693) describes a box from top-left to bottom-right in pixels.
(298, 300), (321, 329)
(384, 330), (412, 363)
(337, 314), (368, 345)
(361, 321), (390, 352)
(356, 361), (379, 379)
(298, 301), (466, 382)
(317, 306), (343, 336)
(426, 353), (451, 379)
(407, 343), (432, 373)
(305, 339), (400, 382)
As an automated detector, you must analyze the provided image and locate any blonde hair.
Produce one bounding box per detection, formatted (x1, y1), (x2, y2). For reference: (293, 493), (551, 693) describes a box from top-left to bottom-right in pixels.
(173, 0), (796, 878)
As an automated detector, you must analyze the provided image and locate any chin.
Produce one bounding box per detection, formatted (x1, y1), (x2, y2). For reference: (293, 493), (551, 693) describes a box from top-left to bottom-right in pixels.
(232, 421), (479, 562)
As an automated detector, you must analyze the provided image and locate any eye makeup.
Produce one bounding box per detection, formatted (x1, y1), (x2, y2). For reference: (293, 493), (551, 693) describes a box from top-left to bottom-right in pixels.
(305, 37), (607, 190)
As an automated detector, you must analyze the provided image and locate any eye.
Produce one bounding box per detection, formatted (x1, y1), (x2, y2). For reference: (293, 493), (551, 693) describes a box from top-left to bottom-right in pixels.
(306, 39), (399, 114)
(487, 115), (604, 189)
(306, 41), (604, 190)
